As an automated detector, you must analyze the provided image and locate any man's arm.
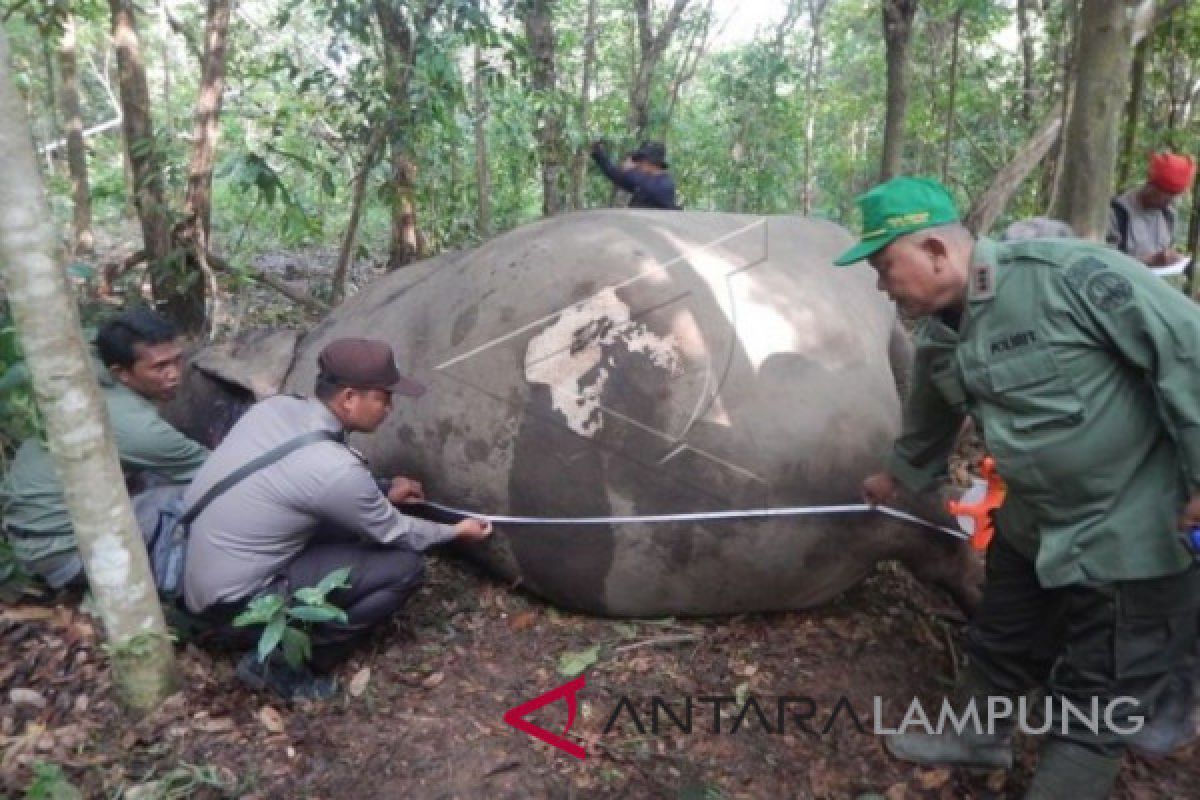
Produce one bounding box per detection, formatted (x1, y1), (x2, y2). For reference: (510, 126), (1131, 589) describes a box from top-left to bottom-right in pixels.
(318, 464), (477, 551)
(1059, 255), (1200, 492)
(883, 332), (965, 494)
(112, 402), (209, 483)
(590, 146), (640, 193)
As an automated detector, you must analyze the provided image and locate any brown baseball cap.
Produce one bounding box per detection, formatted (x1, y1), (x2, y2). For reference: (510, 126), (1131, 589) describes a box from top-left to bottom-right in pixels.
(317, 338), (426, 397)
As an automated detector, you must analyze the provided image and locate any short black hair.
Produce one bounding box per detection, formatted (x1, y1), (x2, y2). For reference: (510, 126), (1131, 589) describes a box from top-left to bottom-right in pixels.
(314, 372), (344, 401)
(95, 308), (178, 368)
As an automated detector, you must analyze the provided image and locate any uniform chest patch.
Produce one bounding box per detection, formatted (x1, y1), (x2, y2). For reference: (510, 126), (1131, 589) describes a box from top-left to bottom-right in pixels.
(1063, 257), (1107, 291)
(1085, 272), (1133, 312)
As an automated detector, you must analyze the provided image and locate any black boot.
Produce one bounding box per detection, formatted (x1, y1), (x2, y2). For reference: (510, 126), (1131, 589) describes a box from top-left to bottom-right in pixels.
(1022, 740), (1121, 800)
(1127, 670), (1198, 757)
(236, 652), (337, 701)
(883, 669), (1014, 769)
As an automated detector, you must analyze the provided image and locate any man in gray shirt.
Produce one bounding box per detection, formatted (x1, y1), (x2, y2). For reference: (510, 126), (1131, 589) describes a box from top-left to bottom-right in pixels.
(1107, 151), (1195, 267)
(183, 338), (491, 699)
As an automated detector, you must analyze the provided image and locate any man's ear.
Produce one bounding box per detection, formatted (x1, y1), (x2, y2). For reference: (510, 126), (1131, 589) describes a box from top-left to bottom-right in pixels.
(108, 364), (133, 387)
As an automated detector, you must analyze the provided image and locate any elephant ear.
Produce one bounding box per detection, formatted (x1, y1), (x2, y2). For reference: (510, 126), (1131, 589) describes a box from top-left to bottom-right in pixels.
(190, 329), (301, 400)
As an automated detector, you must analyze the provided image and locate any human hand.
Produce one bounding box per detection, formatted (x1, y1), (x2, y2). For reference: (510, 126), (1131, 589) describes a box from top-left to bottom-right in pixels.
(387, 476), (425, 504)
(454, 518), (493, 542)
(862, 472), (899, 507)
(590, 139), (607, 157)
(1177, 491), (1200, 533)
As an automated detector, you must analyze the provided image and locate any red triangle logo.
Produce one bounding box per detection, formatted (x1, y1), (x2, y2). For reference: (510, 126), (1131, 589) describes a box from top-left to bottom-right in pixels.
(503, 674), (588, 759)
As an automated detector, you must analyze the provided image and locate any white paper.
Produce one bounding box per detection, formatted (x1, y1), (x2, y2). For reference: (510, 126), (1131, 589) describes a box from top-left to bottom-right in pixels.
(1150, 255), (1192, 278)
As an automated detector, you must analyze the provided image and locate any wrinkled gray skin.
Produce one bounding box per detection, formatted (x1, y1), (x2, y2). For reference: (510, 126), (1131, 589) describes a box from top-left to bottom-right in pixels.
(169, 211), (981, 617)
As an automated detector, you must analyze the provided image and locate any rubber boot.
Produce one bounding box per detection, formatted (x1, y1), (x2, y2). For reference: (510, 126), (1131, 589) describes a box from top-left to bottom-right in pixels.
(1022, 740), (1121, 800)
(883, 670), (1014, 769)
(1128, 670), (1198, 757)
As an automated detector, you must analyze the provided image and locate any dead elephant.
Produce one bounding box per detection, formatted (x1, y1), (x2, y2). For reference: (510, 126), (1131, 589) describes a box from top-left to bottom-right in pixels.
(169, 211), (981, 617)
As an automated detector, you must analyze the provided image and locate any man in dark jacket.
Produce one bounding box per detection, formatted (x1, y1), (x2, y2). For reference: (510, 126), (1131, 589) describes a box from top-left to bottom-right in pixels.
(589, 140), (679, 209)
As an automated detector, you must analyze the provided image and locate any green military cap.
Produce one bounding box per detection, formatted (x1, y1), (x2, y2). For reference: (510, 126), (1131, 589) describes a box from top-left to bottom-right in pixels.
(833, 176), (960, 266)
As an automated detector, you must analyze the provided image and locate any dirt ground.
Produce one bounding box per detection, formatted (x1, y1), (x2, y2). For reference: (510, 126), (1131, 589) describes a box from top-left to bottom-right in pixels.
(2, 555), (1198, 800)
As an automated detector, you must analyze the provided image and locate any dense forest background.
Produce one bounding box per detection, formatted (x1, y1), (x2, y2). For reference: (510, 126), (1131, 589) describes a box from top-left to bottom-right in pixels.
(3, 0), (1198, 332)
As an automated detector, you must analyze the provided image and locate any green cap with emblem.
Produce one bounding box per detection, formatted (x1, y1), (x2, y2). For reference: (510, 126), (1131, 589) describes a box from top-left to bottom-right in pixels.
(833, 176), (961, 266)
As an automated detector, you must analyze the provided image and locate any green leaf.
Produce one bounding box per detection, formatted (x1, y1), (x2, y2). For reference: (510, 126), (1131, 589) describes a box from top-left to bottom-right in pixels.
(0, 363), (30, 394)
(556, 644), (601, 677)
(287, 605), (348, 624)
(24, 761), (82, 800)
(316, 566), (353, 594)
(232, 593), (285, 627)
(258, 615), (287, 663)
(280, 627), (311, 669)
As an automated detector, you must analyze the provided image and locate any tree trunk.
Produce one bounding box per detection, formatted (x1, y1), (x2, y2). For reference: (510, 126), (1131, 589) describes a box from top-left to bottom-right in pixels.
(110, 0), (204, 329)
(332, 126), (386, 305)
(1116, 36), (1148, 189)
(964, 114), (1062, 236)
(0, 30), (177, 715)
(59, 15), (94, 256)
(181, 0), (232, 241)
(880, 0), (918, 181)
(1186, 166), (1199, 297)
(570, 0), (599, 210)
(629, 0), (692, 142)
(1049, 0), (1134, 240)
(1015, 0), (1035, 124)
(801, 0), (829, 215)
(373, 0), (437, 270)
(520, 0), (565, 216)
(940, 7), (963, 182)
(473, 46), (493, 232)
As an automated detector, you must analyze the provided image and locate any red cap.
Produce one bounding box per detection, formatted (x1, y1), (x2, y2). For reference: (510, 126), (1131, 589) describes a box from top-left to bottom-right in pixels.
(317, 338), (426, 397)
(1147, 151), (1196, 195)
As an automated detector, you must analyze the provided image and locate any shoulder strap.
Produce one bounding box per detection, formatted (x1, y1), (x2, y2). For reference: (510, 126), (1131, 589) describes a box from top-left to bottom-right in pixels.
(181, 429), (339, 527)
(1110, 199), (1130, 253)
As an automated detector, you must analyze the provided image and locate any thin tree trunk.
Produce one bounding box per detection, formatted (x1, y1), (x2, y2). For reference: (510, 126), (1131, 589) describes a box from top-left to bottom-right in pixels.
(0, 30), (177, 715)
(59, 15), (94, 255)
(662, 0), (713, 137)
(520, 0), (565, 215)
(801, 0), (829, 215)
(1186, 166), (1199, 297)
(181, 0), (231, 240)
(1049, 0), (1134, 240)
(332, 126), (386, 305)
(570, 0), (598, 210)
(629, 0), (692, 142)
(1117, 36), (1148, 188)
(1016, 0), (1035, 124)
(110, 0), (194, 323)
(473, 45), (493, 232)
(41, 35), (59, 173)
(964, 114), (1062, 236)
(880, 0), (918, 181)
(940, 7), (963, 182)
(160, 0), (171, 122)
(387, 150), (423, 270)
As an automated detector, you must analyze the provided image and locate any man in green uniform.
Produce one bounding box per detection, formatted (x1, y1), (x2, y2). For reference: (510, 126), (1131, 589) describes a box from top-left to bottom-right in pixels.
(2, 309), (209, 588)
(835, 177), (1200, 798)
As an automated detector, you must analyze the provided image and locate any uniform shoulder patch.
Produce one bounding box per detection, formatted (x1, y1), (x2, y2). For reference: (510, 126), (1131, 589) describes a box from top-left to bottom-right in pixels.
(1084, 271), (1134, 312)
(1063, 256), (1107, 291)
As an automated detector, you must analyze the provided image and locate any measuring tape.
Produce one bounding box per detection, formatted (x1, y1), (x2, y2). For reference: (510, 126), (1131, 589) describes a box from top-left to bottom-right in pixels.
(424, 501), (969, 541)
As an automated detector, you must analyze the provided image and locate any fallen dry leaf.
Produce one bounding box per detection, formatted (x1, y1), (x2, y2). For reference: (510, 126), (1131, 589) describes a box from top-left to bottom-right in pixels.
(421, 671), (445, 689)
(9, 689), (47, 709)
(915, 767), (951, 790)
(258, 706), (285, 734)
(194, 716), (236, 734)
(348, 667), (371, 697)
(509, 611), (537, 631)
(884, 784), (908, 800)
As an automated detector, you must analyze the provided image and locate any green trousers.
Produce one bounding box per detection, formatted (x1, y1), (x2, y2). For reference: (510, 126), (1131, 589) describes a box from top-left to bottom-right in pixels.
(965, 536), (1200, 757)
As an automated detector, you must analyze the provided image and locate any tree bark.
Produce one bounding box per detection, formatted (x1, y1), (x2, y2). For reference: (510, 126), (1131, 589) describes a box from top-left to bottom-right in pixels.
(373, 0), (439, 270)
(1116, 35), (1148, 188)
(801, 0), (829, 214)
(0, 29), (177, 715)
(880, 0), (918, 181)
(473, 45), (493, 231)
(940, 7), (963, 182)
(570, 0), (598, 210)
(964, 114), (1062, 236)
(332, 126), (386, 305)
(629, 0), (692, 142)
(59, 14), (94, 256)
(1049, 0), (1134, 240)
(110, 0), (205, 329)
(181, 0), (232, 241)
(1015, 0), (1035, 124)
(519, 0), (565, 215)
